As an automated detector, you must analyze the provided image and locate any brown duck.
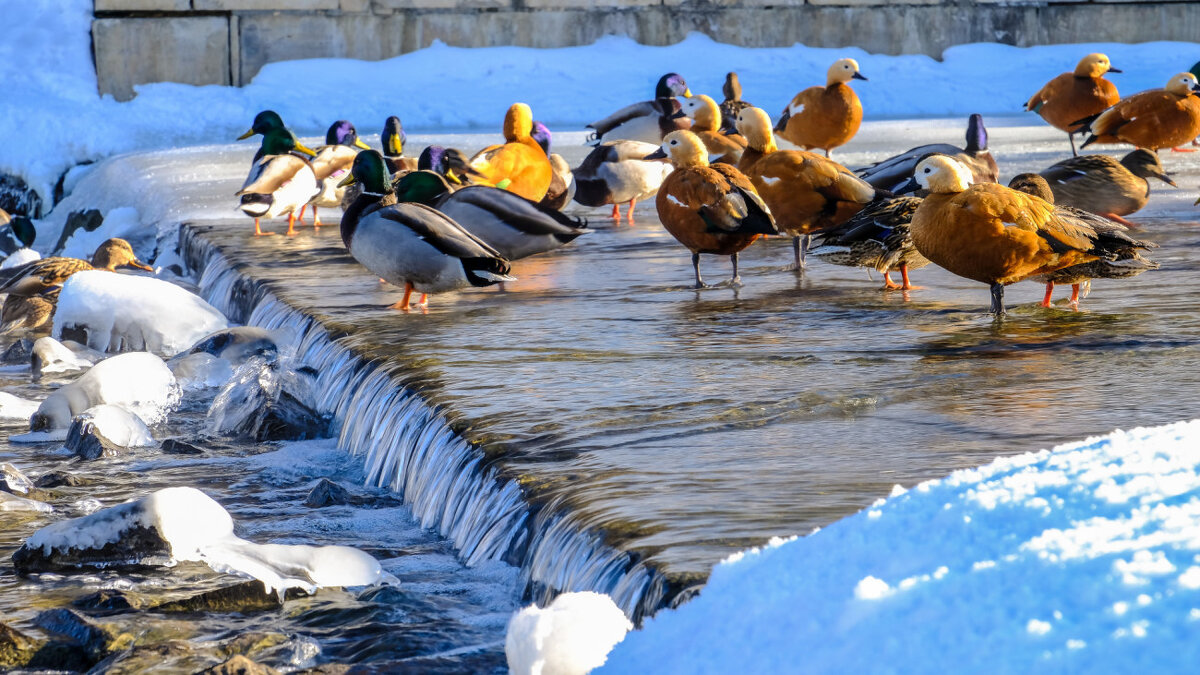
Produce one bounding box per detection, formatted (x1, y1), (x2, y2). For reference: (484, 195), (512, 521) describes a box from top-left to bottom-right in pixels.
(775, 58), (866, 158)
(1025, 53), (1121, 155)
(1038, 149), (1175, 227)
(0, 238), (151, 298)
(1080, 73), (1200, 152)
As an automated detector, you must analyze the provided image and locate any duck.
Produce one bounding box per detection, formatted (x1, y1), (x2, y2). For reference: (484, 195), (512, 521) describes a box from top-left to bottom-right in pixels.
(647, 130), (777, 287)
(1080, 72), (1200, 152)
(236, 128), (320, 236)
(1, 289), (57, 335)
(469, 103), (554, 202)
(1038, 149), (1175, 227)
(307, 120), (372, 227)
(392, 170), (588, 261)
(572, 140), (674, 224)
(530, 121), (576, 211)
(419, 146), (485, 186)
(1025, 53), (1121, 156)
(1008, 173), (1158, 308)
(811, 195), (929, 290)
(736, 106), (876, 269)
(382, 116), (418, 176)
(587, 73), (692, 145)
(337, 151), (514, 311)
(855, 114), (999, 191)
(718, 72), (754, 135)
(909, 155), (1144, 315)
(775, 58), (866, 158)
(1, 214), (37, 260)
(236, 109), (286, 141)
(680, 94), (747, 165)
(0, 238), (151, 298)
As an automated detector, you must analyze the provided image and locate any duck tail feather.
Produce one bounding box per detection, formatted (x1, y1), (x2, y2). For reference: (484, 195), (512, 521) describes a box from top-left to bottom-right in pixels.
(462, 257), (515, 287)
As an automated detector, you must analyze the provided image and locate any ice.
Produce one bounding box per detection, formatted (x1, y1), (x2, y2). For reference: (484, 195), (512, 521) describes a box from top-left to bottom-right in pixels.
(506, 591), (632, 675)
(73, 404), (155, 448)
(31, 336), (100, 378)
(0, 392), (41, 421)
(53, 270), (228, 356)
(1, 248), (41, 269)
(0, 491), (52, 513)
(169, 352), (235, 391)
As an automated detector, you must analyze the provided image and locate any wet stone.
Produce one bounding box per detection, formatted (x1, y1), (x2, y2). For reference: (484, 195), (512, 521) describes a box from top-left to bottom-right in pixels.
(65, 416), (127, 460)
(153, 580), (283, 614)
(35, 470), (87, 488)
(0, 338), (33, 365)
(91, 640), (195, 675)
(216, 631), (292, 660)
(1, 463), (35, 495)
(304, 478), (352, 507)
(32, 608), (126, 662)
(74, 589), (147, 613)
(0, 172), (43, 219)
(161, 438), (206, 455)
(0, 621), (39, 669)
(52, 208), (103, 255)
(13, 524), (172, 575)
(199, 654), (281, 675)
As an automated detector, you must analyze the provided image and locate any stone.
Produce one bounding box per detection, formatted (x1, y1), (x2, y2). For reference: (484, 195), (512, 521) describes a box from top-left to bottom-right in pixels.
(32, 609), (124, 662)
(35, 470), (87, 488)
(196, 0), (336, 8)
(0, 463), (35, 495)
(51, 209), (103, 256)
(65, 415), (128, 461)
(73, 589), (147, 613)
(95, 0), (191, 9)
(12, 522), (172, 575)
(198, 654), (281, 675)
(153, 580), (283, 614)
(374, 0), (507, 9)
(161, 438), (206, 455)
(0, 622), (38, 669)
(304, 478), (352, 507)
(0, 338), (33, 365)
(0, 172), (44, 219)
(93, 17), (230, 102)
(237, 14), (406, 83)
(212, 362), (332, 442)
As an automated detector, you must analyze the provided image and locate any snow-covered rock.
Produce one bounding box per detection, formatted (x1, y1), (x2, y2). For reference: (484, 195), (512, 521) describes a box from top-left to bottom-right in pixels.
(209, 358), (331, 442)
(64, 404), (155, 460)
(1, 247), (40, 270)
(13, 486), (385, 594)
(0, 392), (40, 421)
(53, 270), (228, 356)
(30, 336), (99, 379)
(58, 206), (153, 263)
(507, 592), (632, 675)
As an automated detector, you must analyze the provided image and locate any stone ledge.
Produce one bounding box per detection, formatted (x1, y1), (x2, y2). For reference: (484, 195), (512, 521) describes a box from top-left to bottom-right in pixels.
(93, 16), (230, 102)
(194, 0), (339, 9)
(94, 0), (190, 10)
(238, 13), (406, 83)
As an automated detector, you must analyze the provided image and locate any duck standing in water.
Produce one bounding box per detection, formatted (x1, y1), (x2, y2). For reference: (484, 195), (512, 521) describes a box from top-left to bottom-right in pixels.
(237, 128), (319, 236)
(1080, 72), (1200, 152)
(470, 103), (554, 202)
(647, 130), (777, 288)
(338, 151), (513, 311)
(307, 120), (371, 228)
(776, 58), (866, 158)
(587, 73), (692, 145)
(1038, 149), (1175, 227)
(572, 140), (674, 224)
(1025, 53), (1121, 156)
(855, 114), (998, 191)
(811, 195), (929, 291)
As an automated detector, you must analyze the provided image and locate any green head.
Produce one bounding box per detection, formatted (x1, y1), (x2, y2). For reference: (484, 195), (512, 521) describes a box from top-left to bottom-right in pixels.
(341, 150), (393, 194)
(392, 170), (453, 205)
(10, 216), (36, 248)
(238, 110), (286, 140)
(260, 128), (316, 158)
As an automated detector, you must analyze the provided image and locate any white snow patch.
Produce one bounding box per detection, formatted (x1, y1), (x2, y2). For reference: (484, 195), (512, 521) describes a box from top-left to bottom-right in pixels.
(57, 206), (153, 263)
(31, 336), (99, 377)
(76, 404), (155, 448)
(506, 591), (632, 675)
(1, 248), (41, 269)
(0, 392), (41, 421)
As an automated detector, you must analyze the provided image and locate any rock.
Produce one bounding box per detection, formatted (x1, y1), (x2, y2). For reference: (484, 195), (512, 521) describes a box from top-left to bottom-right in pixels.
(65, 417), (127, 460)
(0, 621), (38, 669)
(31, 336), (97, 381)
(161, 438), (205, 455)
(0, 463), (35, 495)
(13, 519), (172, 574)
(216, 631), (291, 660)
(32, 608), (127, 662)
(90, 640), (195, 675)
(210, 360), (332, 442)
(29, 351), (179, 434)
(65, 405), (155, 460)
(0, 338), (33, 364)
(0, 490), (52, 513)
(294, 665), (351, 674)
(73, 589), (147, 613)
(198, 654), (281, 675)
(35, 470), (86, 488)
(304, 478), (352, 507)
(51, 209), (104, 256)
(153, 580), (283, 614)
(0, 172), (43, 219)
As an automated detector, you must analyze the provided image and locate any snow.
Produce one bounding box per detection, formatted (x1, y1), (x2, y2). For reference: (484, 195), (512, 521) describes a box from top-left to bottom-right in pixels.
(31, 337), (100, 378)
(1, 248), (41, 270)
(57, 206), (154, 263)
(75, 404), (155, 448)
(0, 392), (41, 421)
(506, 591), (632, 675)
(602, 421), (1200, 674)
(23, 486), (386, 595)
(53, 270), (229, 356)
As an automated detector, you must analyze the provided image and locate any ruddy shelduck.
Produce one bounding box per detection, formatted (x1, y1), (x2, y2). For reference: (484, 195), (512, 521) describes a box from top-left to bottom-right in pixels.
(775, 58), (866, 157)
(1080, 73), (1200, 152)
(1025, 53), (1121, 155)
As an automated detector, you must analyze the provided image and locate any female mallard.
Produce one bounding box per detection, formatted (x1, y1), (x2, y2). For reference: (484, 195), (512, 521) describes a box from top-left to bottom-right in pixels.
(647, 130), (777, 288)
(572, 140), (674, 224)
(1008, 173), (1157, 308)
(1, 289), (57, 335)
(1080, 73), (1200, 152)
(855, 114), (998, 191)
(530, 121), (575, 211)
(0, 238), (150, 298)
(338, 151), (514, 311)
(382, 116), (418, 176)
(393, 170), (588, 261)
(718, 72), (754, 135)
(736, 106), (876, 269)
(776, 58), (866, 158)
(587, 73), (692, 145)
(680, 94), (747, 165)
(811, 196), (928, 290)
(469, 103), (553, 202)
(307, 120), (371, 227)
(1025, 53), (1121, 156)
(237, 128), (320, 236)
(1038, 149), (1175, 227)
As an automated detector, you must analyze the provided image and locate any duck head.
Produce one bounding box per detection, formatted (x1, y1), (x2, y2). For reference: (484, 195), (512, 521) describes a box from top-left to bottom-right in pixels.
(91, 238), (152, 272)
(827, 58), (867, 86)
(656, 73), (691, 99)
(644, 130), (709, 168)
(681, 95), (722, 131)
(393, 171), (454, 206)
(1007, 173), (1055, 203)
(237, 110), (285, 140)
(723, 72), (742, 102)
(914, 155), (973, 194)
(339, 150), (393, 194)
(10, 216), (36, 249)
(1166, 72), (1200, 97)
(965, 114), (989, 154)
(735, 107), (778, 153)
(382, 116), (406, 158)
(260, 128), (317, 158)
(418, 146), (485, 185)
(1075, 53), (1120, 78)
(503, 103), (535, 142)
(530, 121), (552, 156)
(326, 120), (371, 150)
(1121, 149), (1176, 186)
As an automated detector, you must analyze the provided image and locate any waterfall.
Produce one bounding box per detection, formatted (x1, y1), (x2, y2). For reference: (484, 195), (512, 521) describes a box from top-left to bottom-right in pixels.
(179, 226), (675, 622)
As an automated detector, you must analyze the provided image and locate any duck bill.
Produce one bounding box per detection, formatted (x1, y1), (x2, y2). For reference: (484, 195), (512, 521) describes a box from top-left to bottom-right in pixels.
(642, 148), (668, 161)
(1107, 66), (1123, 74)
(338, 174), (357, 188)
(670, 109), (688, 120)
(294, 142), (318, 158)
(682, 88), (693, 98)
(1155, 171), (1178, 187)
(354, 138), (372, 151)
(852, 71), (868, 81)
(124, 260), (154, 272)
(236, 129), (256, 140)
(386, 136), (404, 156)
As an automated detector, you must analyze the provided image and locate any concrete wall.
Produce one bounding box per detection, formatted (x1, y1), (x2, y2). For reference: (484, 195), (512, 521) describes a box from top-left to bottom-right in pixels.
(92, 0), (1200, 101)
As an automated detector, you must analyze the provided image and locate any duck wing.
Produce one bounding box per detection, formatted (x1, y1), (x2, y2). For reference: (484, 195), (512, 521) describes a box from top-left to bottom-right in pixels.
(587, 100), (665, 139)
(1039, 155), (1117, 187)
(439, 187), (587, 239)
(379, 203), (508, 261)
(819, 196), (922, 245)
(700, 165), (777, 235)
(237, 154), (311, 196)
(855, 143), (962, 190)
(0, 257), (91, 296)
(309, 145), (357, 181)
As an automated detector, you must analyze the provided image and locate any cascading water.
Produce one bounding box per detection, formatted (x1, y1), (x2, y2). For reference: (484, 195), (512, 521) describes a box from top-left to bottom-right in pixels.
(180, 226), (674, 622)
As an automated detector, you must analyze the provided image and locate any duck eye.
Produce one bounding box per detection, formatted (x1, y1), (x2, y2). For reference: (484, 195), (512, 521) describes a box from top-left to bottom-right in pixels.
(924, 168), (931, 174)
(671, 140), (678, 145)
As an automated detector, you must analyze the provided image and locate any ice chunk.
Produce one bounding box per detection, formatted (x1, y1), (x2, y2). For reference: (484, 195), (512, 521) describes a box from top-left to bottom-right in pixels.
(208, 358), (331, 441)
(0, 392), (40, 421)
(0, 491), (52, 513)
(169, 352), (234, 391)
(506, 592), (631, 675)
(53, 270), (228, 356)
(31, 336), (99, 379)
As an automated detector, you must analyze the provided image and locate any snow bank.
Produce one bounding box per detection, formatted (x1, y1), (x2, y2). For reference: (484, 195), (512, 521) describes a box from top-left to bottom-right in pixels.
(0, 392), (41, 421)
(507, 591), (632, 675)
(1, 248), (41, 270)
(602, 420), (1200, 674)
(54, 270), (228, 355)
(18, 486), (385, 594)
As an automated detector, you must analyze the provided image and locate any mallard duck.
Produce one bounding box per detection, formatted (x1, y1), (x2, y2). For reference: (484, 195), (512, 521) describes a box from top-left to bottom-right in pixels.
(382, 116), (418, 176)
(855, 114), (998, 191)
(530, 121), (575, 211)
(469, 103), (553, 202)
(812, 196), (928, 290)
(646, 130), (777, 287)
(307, 120), (372, 227)
(910, 155), (1142, 314)
(237, 128), (320, 236)
(1025, 54), (1121, 156)
(680, 94), (747, 165)
(736, 106), (876, 269)
(392, 170), (588, 260)
(1008, 173), (1157, 307)
(419, 146), (485, 186)
(0, 238), (151, 298)
(1, 289), (57, 335)
(1080, 73), (1200, 152)
(718, 72), (753, 135)
(572, 140), (673, 224)
(587, 73), (692, 145)
(338, 151), (514, 311)
(775, 58), (866, 158)
(236, 110), (285, 141)
(1, 214), (36, 258)
(1038, 149), (1175, 227)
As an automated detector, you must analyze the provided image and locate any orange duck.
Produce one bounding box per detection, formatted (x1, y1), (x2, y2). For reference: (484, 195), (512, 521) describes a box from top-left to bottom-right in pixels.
(680, 94), (747, 165)
(1080, 72), (1200, 152)
(910, 155), (1133, 315)
(736, 106), (876, 268)
(775, 58), (866, 158)
(469, 103), (553, 202)
(646, 131), (777, 287)
(1025, 53), (1121, 156)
